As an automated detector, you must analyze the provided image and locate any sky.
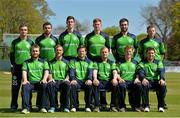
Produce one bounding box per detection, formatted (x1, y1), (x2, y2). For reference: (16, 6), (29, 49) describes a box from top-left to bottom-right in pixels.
(46, 0), (160, 35)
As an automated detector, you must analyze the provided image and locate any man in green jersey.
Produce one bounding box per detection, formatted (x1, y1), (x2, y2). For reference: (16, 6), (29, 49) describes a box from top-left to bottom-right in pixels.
(85, 18), (110, 61)
(139, 25), (167, 108)
(35, 22), (58, 61)
(116, 46), (142, 112)
(47, 45), (70, 113)
(59, 16), (84, 61)
(139, 25), (165, 61)
(112, 18), (138, 63)
(69, 45), (93, 112)
(10, 24), (34, 111)
(21, 44), (49, 114)
(138, 47), (166, 112)
(93, 47), (118, 112)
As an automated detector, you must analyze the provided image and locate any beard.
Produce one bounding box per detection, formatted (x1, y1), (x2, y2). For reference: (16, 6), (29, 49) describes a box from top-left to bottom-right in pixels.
(121, 28), (128, 33)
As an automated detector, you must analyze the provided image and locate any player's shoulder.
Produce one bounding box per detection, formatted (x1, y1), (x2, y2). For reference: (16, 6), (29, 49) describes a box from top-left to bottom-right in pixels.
(100, 31), (109, 38)
(59, 30), (68, 38)
(85, 31), (94, 39)
(113, 33), (122, 40)
(11, 37), (21, 44)
(127, 32), (136, 39)
(73, 30), (82, 37)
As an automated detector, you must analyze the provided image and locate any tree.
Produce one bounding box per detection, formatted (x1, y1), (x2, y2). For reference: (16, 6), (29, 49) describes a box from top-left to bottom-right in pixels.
(137, 33), (147, 41)
(103, 26), (119, 36)
(141, 0), (180, 60)
(141, 0), (178, 41)
(166, 2), (180, 60)
(0, 0), (55, 36)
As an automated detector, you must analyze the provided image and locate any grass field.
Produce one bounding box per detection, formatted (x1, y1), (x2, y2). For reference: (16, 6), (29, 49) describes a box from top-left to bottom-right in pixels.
(0, 71), (180, 117)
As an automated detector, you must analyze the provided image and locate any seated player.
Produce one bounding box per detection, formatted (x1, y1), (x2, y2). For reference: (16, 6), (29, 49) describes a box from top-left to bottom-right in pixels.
(93, 47), (118, 112)
(138, 47), (166, 112)
(69, 45), (93, 112)
(21, 44), (49, 114)
(116, 46), (142, 112)
(47, 45), (70, 113)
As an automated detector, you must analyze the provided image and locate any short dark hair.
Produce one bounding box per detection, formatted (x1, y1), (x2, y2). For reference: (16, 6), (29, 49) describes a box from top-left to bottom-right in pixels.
(146, 47), (155, 53)
(77, 45), (87, 52)
(43, 22), (52, 28)
(66, 16), (75, 22)
(119, 18), (129, 25)
(147, 25), (156, 31)
(19, 23), (28, 30)
(93, 18), (102, 24)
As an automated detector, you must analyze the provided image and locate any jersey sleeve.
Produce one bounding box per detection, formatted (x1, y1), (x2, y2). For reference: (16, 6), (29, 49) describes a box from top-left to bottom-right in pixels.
(137, 62), (145, 80)
(111, 62), (116, 70)
(87, 61), (93, 80)
(80, 36), (85, 46)
(10, 41), (15, 65)
(158, 61), (165, 80)
(44, 61), (49, 70)
(93, 62), (98, 70)
(22, 62), (28, 71)
(159, 41), (166, 54)
(58, 34), (64, 46)
(69, 60), (76, 80)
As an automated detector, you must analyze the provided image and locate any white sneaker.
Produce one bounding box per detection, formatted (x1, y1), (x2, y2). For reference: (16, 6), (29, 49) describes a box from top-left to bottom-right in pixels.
(40, 108), (47, 113)
(85, 108), (91, 112)
(21, 109), (30, 114)
(158, 107), (165, 112)
(70, 108), (76, 112)
(144, 107), (150, 112)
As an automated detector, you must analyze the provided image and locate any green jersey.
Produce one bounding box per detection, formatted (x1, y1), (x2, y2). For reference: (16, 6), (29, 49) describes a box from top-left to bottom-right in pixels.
(59, 30), (84, 58)
(138, 59), (165, 81)
(85, 31), (110, 59)
(93, 59), (116, 81)
(112, 33), (138, 60)
(22, 58), (49, 83)
(10, 37), (34, 65)
(116, 60), (138, 81)
(49, 57), (69, 80)
(139, 37), (165, 60)
(35, 34), (58, 61)
(69, 57), (93, 81)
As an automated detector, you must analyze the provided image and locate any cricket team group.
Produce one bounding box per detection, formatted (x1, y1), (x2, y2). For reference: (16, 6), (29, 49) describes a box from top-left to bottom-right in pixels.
(10, 16), (167, 114)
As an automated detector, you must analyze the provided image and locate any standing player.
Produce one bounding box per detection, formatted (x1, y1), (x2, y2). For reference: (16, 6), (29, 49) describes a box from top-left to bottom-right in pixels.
(138, 25), (165, 61)
(85, 18), (110, 108)
(10, 24), (34, 111)
(21, 44), (49, 114)
(47, 45), (70, 113)
(112, 18), (138, 63)
(59, 16), (84, 61)
(93, 47), (118, 112)
(85, 18), (110, 61)
(35, 22), (58, 61)
(138, 25), (167, 108)
(69, 46), (93, 112)
(111, 18), (138, 108)
(138, 47), (166, 112)
(116, 46), (142, 112)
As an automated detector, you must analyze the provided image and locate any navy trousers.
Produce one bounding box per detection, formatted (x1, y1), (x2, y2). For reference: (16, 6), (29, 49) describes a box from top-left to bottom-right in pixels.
(47, 80), (70, 109)
(118, 81), (142, 109)
(21, 82), (48, 110)
(11, 64), (22, 109)
(93, 80), (117, 108)
(70, 80), (92, 108)
(142, 80), (166, 108)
